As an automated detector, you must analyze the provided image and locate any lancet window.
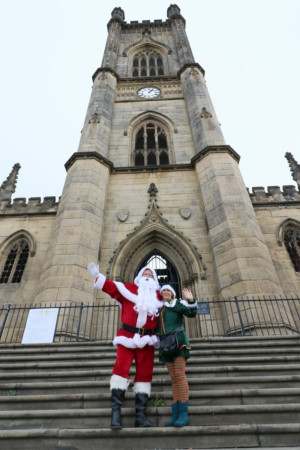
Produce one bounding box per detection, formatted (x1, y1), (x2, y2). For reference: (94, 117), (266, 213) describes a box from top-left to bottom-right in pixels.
(134, 122), (169, 166)
(0, 239), (29, 284)
(132, 50), (164, 77)
(135, 250), (181, 297)
(284, 226), (300, 272)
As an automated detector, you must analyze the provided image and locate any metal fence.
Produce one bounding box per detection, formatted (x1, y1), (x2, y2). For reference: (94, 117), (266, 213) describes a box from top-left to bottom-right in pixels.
(0, 296), (300, 344)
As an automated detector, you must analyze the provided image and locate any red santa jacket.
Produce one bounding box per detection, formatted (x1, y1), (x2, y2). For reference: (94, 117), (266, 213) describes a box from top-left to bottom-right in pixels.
(94, 275), (163, 349)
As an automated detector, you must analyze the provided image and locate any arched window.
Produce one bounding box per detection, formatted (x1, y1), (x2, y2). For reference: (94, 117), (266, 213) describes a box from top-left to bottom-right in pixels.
(133, 122), (170, 166)
(284, 226), (300, 272)
(135, 152), (144, 166)
(132, 50), (164, 77)
(0, 239), (29, 284)
(135, 250), (181, 297)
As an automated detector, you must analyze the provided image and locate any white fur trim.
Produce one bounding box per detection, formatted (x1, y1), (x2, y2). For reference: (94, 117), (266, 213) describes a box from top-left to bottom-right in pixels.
(136, 311), (148, 328)
(180, 299), (198, 308)
(110, 374), (130, 391)
(113, 334), (158, 349)
(163, 299), (177, 308)
(94, 273), (106, 290)
(133, 382), (151, 396)
(160, 284), (176, 297)
(114, 281), (138, 304)
(134, 266), (159, 289)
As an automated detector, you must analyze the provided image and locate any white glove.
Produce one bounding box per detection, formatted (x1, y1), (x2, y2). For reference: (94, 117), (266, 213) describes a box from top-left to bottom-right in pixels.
(87, 262), (100, 279)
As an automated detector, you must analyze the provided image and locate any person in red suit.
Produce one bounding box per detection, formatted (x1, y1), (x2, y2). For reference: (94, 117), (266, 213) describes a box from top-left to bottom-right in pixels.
(88, 262), (163, 429)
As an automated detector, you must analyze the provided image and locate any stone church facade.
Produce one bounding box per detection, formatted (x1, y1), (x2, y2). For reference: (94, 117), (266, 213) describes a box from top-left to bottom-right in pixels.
(0, 5), (300, 335)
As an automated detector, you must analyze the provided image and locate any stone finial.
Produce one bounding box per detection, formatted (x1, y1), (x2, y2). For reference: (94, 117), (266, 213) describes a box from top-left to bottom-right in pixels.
(142, 28), (151, 36)
(0, 163), (21, 200)
(148, 183), (158, 199)
(200, 107), (213, 119)
(111, 7), (125, 22)
(285, 152), (300, 189)
(167, 4), (181, 19)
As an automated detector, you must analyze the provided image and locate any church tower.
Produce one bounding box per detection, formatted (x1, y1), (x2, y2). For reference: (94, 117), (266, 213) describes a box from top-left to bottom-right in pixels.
(34, 4), (283, 307)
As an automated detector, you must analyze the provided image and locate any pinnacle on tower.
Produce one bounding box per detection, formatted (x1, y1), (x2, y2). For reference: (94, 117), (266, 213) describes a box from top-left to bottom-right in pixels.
(111, 7), (125, 22)
(167, 4), (181, 19)
(285, 152), (300, 189)
(0, 163), (21, 200)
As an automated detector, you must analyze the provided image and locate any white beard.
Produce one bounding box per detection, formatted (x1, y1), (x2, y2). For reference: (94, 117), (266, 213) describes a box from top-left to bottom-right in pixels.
(134, 277), (160, 327)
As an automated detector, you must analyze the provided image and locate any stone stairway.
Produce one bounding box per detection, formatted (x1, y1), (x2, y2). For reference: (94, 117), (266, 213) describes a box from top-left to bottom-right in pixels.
(0, 336), (300, 449)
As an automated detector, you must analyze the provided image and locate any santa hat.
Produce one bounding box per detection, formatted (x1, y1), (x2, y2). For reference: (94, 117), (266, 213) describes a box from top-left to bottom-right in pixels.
(134, 266), (159, 289)
(160, 284), (176, 298)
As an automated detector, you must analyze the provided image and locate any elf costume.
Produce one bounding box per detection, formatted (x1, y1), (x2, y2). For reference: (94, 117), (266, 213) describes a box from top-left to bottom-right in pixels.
(157, 284), (197, 427)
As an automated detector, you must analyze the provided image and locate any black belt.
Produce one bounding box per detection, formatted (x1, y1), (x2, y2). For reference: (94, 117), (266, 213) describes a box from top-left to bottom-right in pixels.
(121, 323), (154, 336)
(158, 326), (184, 338)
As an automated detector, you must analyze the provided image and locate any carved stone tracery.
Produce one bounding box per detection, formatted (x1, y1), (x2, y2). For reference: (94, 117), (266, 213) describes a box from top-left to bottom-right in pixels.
(106, 184), (206, 292)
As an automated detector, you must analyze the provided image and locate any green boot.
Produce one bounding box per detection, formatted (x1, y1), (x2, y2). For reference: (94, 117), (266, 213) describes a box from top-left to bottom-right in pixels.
(174, 401), (189, 427)
(165, 401), (179, 427)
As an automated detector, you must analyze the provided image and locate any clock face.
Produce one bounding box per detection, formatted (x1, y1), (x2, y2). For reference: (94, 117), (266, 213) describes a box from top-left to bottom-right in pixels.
(137, 86), (161, 99)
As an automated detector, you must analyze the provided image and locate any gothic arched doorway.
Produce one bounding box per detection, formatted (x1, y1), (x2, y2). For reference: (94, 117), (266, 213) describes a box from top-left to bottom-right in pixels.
(135, 249), (181, 297)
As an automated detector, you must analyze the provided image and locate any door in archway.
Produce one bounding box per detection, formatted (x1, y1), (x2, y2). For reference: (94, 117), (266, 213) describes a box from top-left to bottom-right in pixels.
(135, 250), (181, 297)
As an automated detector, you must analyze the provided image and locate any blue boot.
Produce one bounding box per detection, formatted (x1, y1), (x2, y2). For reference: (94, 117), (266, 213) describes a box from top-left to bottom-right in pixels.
(165, 401), (179, 427)
(174, 401), (189, 427)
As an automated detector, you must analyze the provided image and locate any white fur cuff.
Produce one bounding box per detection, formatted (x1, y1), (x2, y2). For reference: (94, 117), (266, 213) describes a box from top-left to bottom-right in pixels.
(180, 299), (198, 308)
(110, 374), (130, 391)
(94, 273), (106, 290)
(134, 382), (151, 396)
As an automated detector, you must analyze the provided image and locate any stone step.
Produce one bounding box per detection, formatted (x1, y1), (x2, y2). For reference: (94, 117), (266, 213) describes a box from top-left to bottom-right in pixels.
(3, 350), (300, 365)
(2, 373), (300, 395)
(0, 404), (299, 429)
(1, 363), (300, 384)
(1, 335), (300, 354)
(0, 423), (299, 450)
(1, 387), (300, 410)
(1, 360), (300, 377)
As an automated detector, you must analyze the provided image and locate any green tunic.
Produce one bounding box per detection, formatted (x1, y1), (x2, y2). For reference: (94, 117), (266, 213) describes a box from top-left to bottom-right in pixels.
(157, 298), (197, 363)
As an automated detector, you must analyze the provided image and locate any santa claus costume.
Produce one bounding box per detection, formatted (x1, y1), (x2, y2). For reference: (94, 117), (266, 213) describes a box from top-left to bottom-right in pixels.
(88, 263), (163, 428)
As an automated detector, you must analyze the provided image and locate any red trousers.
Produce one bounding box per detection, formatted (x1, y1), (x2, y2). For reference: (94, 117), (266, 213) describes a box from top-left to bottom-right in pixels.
(112, 344), (155, 382)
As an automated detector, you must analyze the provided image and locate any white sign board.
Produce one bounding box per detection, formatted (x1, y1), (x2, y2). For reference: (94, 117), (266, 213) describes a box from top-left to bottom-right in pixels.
(22, 308), (59, 344)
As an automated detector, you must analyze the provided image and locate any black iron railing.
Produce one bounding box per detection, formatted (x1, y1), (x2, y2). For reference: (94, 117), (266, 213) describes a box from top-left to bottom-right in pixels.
(0, 296), (300, 344)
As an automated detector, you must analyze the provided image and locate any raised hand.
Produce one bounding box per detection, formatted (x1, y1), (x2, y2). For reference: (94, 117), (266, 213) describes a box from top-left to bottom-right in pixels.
(87, 262), (100, 279)
(182, 288), (193, 301)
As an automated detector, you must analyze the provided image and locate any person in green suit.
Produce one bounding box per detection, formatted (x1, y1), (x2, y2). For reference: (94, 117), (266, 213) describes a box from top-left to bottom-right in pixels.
(157, 285), (197, 427)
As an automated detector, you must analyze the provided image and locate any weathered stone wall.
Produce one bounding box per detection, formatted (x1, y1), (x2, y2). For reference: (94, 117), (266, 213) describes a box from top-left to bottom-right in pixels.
(248, 185), (300, 295)
(0, 205), (57, 305)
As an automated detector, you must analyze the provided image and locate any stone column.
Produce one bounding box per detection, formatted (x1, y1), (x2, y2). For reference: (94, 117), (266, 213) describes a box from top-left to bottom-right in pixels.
(35, 38), (118, 304)
(194, 147), (285, 334)
(180, 65), (226, 153)
(34, 155), (111, 305)
(167, 5), (194, 67)
(78, 70), (118, 158)
(194, 147), (282, 299)
(101, 7), (124, 70)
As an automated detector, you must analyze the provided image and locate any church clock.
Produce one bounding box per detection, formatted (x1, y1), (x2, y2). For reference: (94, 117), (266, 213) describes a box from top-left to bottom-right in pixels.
(137, 86), (161, 99)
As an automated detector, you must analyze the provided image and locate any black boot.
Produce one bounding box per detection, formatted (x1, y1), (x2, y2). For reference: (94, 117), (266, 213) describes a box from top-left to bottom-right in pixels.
(134, 393), (152, 427)
(111, 388), (125, 429)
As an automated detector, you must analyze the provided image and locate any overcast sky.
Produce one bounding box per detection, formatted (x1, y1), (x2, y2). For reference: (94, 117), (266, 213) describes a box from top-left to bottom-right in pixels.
(1, 0), (299, 200)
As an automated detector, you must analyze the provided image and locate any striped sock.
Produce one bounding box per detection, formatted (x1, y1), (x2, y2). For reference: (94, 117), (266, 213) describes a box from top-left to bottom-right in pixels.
(166, 356), (189, 402)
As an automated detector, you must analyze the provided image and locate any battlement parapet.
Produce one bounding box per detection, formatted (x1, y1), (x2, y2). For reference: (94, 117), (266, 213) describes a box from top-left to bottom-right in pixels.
(249, 185), (300, 205)
(0, 196), (59, 215)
